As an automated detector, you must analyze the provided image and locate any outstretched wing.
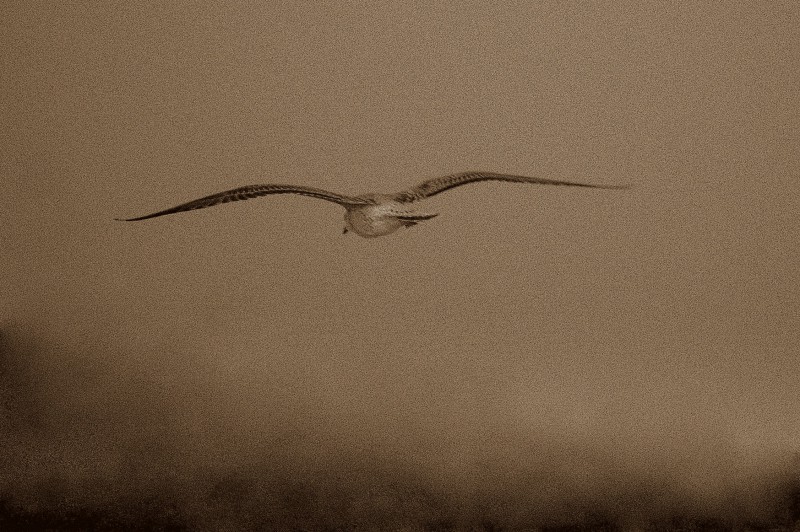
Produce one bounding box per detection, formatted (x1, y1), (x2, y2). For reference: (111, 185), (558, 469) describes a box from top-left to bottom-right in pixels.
(393, 171), (630, 203)
(116, 184), (368, 221)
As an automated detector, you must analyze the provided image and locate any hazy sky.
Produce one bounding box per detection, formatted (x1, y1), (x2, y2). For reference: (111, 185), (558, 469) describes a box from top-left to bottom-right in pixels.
(2, 2), (799, 528)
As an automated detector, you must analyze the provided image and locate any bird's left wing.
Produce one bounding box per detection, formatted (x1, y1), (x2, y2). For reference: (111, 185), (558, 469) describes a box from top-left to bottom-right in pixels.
(392, 171), (630, 203)
(116, 184), (369, 221)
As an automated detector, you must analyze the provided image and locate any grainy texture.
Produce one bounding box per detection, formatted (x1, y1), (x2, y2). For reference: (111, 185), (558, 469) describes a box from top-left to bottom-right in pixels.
(2, 1), (798, 529)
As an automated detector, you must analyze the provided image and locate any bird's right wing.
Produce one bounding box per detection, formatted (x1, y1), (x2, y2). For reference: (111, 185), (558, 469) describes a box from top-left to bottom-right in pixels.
(116, 184), (369, 221)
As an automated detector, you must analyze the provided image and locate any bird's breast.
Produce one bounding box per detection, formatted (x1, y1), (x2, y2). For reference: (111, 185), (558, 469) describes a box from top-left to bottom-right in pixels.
(344, 204), (404, 238)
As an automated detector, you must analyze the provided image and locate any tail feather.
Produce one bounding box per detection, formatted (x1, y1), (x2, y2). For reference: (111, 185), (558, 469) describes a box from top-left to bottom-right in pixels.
(396, 213), (438, 221)
(397, 212), (438, 228)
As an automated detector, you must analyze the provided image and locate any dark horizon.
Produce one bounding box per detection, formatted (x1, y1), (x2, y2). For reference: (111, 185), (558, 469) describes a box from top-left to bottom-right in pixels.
(2, 324), (799, 529)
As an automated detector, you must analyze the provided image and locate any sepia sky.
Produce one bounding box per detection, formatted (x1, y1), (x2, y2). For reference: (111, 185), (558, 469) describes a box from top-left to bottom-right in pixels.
(2, 2), (799, 528)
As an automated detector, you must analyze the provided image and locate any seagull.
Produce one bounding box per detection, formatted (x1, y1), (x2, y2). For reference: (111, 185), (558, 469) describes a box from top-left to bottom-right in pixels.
(116, 171), (629, 238)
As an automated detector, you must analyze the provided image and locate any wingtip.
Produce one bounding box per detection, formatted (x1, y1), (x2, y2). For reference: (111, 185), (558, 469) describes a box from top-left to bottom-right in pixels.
(115, 215), (154, 221)
(114, 216), (149, 222)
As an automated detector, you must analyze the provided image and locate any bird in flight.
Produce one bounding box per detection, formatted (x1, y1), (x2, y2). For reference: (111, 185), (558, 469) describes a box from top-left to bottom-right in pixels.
(116, 171), (629, 238)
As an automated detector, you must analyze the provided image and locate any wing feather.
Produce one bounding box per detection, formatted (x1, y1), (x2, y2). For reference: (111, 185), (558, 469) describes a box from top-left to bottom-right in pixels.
(116, 184), (367, 221)
(393, 171), (629, 203)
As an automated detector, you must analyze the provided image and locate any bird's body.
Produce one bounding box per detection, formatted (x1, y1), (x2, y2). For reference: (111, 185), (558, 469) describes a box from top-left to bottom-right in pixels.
(117, 171), (628, 238)
(342, 194), (438, 237)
